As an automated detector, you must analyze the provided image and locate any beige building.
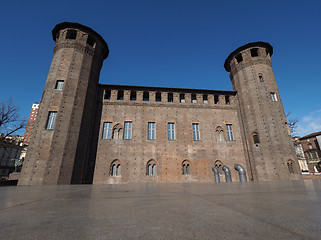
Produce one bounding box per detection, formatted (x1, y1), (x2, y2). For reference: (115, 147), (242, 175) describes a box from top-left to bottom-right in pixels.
(18, 22), (301, 185)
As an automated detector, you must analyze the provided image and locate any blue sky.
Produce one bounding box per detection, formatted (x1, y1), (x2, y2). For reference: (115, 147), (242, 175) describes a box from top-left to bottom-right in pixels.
(0, 0), (320, 137)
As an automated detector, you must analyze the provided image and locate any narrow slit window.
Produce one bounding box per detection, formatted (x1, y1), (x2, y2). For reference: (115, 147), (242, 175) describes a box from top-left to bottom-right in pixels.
(251, 48), (259, 57)
(191, 93), (197, 103)
(117, 90), (124, 100)
(168, 93), (173, 102)
(180, 93), (185, 103)
(259, 75), (264, 82)
(235, 54), (243, 63)
(130, 91), (136, 101)
(155, 92), (161, 102)
(55, 80), (64, 90)
(66, 30), (77, 39)
(143, 91), (149, 101)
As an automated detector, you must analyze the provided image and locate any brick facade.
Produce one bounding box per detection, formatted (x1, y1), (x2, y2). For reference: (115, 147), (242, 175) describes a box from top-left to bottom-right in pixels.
(18, 22), (301, 185)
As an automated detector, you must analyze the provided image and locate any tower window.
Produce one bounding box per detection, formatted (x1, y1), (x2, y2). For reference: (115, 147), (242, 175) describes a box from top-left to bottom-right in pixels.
(55, 80), (64, 90)
(46, 111), (57, 130)
(110, 161), (121, 176)
(104, 89), (111, 100)
(226, 124), (234, 141)
(192, 123), (200, 141)
(155, 92), (161, 102)
(191, 93), (197, 103)
(168, 123), (175, 141)
(251, 48), (259, 57)
(271, 92), (277, 101)
(130, 91), (136, 101)
(225, 95), (230, 105)
(147, 161), (157, 176)
(168, 93), (173, 102)
(214, 95), (219, 104)
(252, 133), (260, 145)
(203, 94), (208, 104)
(216, 126), (225, 142)
(259, 75), (264, 82)
(66, 30), (77, 40)
(123, 121), (132, 139)
(86, 35), (95, 47)
(117, 90), (124, 100)
(148, 122), (156, 140)
(143, 91), (149, 101)
(235, 54), (243, 63)
(180, 93), (185, 103)
(102, 122), (112, 139)
(287, 160), (295, 174)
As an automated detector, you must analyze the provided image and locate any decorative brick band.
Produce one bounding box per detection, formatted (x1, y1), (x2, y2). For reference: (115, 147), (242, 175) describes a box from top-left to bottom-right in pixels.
(54, 42), (94, 57)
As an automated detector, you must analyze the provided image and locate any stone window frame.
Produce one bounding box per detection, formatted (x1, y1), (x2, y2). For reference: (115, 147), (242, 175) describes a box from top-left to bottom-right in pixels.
(110, 160), (121, 176)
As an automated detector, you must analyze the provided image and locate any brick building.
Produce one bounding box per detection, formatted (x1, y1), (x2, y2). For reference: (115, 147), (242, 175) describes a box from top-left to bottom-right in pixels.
(295, 132), (321, 173)
(23, 103), (39, 145)
(18, 22), (301, 185)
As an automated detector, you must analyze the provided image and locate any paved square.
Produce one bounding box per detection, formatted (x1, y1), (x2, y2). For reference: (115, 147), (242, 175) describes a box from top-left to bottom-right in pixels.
(1, 181), (321, 239)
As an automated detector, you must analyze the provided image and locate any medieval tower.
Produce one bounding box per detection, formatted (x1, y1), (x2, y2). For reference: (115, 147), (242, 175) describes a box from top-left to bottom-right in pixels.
(19, 22), (109, 185)
(224, 42), (301, 181)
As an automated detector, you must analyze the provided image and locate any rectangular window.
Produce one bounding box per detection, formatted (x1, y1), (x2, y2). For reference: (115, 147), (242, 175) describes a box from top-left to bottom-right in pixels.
(102, 122), (112, 139)
(124, 121), (132, 139)
(55, 80), (64, 90)
(271, 92), (277, 101)
(148, 122), (156, 140)
(168, 93), (173, 102)
(46, 111), (57, 130)
(155, 92), (161, 102)
(192, 123), (200, 141)
(168, 123), (175, 141)
(226, 124), (234, 141)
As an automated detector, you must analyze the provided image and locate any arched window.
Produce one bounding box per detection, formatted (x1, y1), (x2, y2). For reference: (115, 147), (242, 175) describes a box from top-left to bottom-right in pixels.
(287, 160), (295, 174)
(146, 160), (157, 176)
(182, 160), (190, 175)
(214, 160), (223, 174)
(112, 123), (123, 139)
(216, 126), (225, 142)
(110, 160), (121, 176)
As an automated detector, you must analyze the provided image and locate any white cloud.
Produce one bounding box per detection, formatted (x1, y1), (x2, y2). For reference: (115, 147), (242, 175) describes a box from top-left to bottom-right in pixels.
(297, 109), (321, 137)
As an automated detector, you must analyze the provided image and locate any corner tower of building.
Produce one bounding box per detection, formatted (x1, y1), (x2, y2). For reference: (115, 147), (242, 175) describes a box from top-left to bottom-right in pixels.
(224, 42), (301, 181)
(19, 22), (109, 185)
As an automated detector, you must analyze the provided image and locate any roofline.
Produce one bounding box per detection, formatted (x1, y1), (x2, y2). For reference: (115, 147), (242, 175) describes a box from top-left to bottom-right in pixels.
(224, 41), (273, 72)
(99, 84), (237, 95)
(300, 131), (321, 140)
(52, 22), (109, 60)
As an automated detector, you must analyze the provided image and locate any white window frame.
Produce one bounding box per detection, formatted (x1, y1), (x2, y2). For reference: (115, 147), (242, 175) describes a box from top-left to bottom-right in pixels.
(168, 123), (175, 141)
(46, 111), (57, 130)
(148, 122), (156, 140)
(124, 121), (132, 139)
(192, 123), (200, 141)
(102, 122), (113, 139)
(226, 124), (234, 141)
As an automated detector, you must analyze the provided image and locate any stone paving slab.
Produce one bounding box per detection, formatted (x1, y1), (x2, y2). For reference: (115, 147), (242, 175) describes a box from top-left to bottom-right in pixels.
(1, 180), (321, 239)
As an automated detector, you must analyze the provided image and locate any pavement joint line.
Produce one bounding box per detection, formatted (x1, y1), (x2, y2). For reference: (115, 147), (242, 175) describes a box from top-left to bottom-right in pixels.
(0, 199), (43, 211)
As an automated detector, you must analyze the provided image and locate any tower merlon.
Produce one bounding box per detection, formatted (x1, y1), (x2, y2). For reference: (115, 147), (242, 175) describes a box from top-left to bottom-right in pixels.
(224, 41), (273, 73)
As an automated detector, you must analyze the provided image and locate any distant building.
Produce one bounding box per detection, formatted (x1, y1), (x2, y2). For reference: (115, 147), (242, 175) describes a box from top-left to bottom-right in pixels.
(0, 135), (26, 178)
(295, 132), (321, 172)
(293, 136), (309, 172)
(23, 103), (39, 145)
